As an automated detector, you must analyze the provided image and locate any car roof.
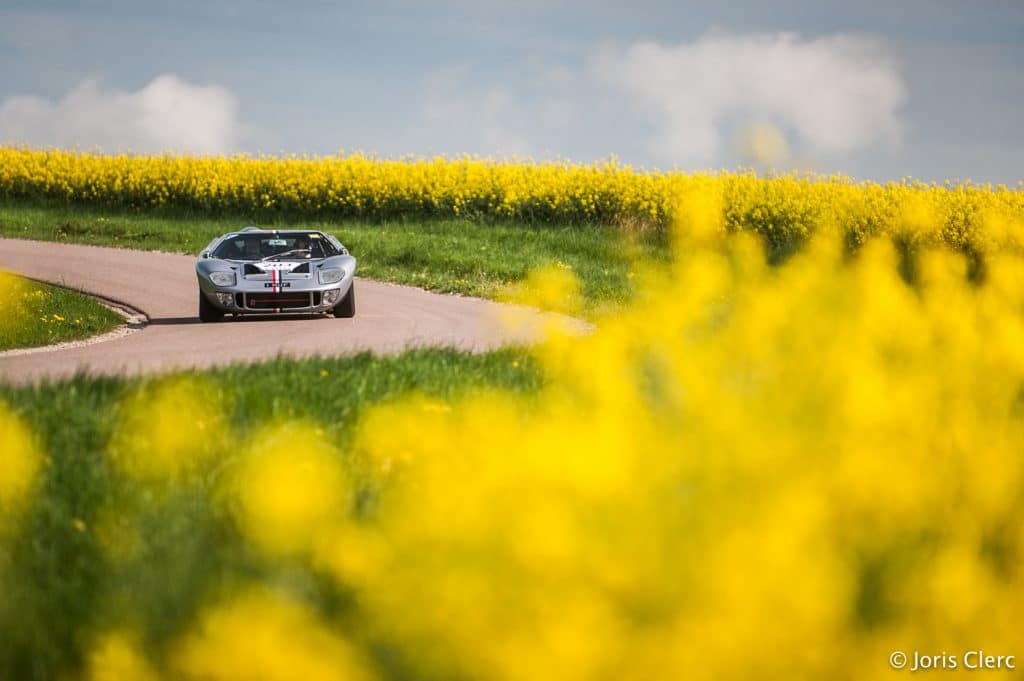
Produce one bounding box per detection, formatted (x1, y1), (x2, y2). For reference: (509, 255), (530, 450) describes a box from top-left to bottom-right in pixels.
(225, 228), (325, 237)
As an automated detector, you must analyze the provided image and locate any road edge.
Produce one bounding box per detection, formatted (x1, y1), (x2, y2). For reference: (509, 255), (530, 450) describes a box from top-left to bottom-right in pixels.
(0, 279), (148, 358)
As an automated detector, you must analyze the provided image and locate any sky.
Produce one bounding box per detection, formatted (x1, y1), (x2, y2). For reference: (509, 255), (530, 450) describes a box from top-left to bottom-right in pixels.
(0, 0), (1021, 184)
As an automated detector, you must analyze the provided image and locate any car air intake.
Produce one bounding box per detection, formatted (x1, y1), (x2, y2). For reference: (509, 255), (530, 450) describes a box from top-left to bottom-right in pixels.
(244, 264), (262, 275)
(245, 293), (312, 309)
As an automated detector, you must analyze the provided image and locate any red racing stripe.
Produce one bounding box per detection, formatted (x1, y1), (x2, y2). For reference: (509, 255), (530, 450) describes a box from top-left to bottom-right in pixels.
(272, 267), (280, 312)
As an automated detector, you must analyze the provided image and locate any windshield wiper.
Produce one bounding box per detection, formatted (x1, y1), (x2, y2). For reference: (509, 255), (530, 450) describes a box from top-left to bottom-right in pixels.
(261, 249), (310, 262)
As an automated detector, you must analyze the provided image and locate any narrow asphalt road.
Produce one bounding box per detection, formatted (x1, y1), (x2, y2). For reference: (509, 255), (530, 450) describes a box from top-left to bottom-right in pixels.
(0, 239), (576, 384)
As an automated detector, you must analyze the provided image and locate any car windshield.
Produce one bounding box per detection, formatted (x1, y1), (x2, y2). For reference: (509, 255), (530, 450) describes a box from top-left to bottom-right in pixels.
(212, 233), (339, 261)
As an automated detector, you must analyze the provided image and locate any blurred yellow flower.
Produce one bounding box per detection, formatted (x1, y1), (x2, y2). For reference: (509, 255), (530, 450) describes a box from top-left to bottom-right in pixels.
(0, 270), (30, 333)
(86, 631), (161, 681)
(107, 376), (227, 482)
(231, 421), (347, 556)
(173, 588), (373, 681)
(499, 261), (582, 315)
(0, 399), (42, 519)
(320, 224), (1024, 680)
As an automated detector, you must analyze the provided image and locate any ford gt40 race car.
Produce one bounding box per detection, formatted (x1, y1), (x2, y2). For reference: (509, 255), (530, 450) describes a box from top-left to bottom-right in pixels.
(195, 227), (356, 322)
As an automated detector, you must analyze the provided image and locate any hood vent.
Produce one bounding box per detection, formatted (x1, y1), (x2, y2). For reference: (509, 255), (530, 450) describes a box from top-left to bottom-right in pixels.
(243, 262), (311, 276)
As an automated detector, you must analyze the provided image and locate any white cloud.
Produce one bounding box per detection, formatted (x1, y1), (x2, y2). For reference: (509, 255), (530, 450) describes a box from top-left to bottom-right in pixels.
(0, 75), (243, 154)
(419, 66), (538, 158)
(591, 31), (907, 165)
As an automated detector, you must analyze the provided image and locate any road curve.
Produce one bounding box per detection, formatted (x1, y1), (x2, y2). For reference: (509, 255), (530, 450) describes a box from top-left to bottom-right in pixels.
(0, 239), (579, 384)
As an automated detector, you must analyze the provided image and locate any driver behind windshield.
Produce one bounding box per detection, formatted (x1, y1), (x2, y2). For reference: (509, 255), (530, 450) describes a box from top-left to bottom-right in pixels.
(244, 238), (262, 260)
(215, 234), (331, 260)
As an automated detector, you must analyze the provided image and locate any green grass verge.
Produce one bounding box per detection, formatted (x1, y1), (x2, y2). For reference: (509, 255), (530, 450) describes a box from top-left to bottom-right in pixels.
(0, 276), (123, 351)
(0, 348), (541, 680)
(0, 201), (666, 314)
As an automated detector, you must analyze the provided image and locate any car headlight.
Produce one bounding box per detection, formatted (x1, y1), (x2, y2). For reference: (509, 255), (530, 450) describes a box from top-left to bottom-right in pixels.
(210, 271), (236, 286)
(319, 268), (345, 285)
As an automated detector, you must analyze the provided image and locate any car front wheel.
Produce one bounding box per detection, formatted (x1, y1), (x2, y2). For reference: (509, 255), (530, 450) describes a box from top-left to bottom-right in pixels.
(332, 283), (355, 318)
(199, 292), (225, 322)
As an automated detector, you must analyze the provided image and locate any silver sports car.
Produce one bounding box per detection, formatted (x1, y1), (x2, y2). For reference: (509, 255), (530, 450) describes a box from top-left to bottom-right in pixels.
(195, 227), (356, 322)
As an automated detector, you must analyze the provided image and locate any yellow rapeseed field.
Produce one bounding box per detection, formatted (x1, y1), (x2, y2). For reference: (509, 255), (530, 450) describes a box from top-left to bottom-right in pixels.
(2, 147), (1022, 258)
(2, 153), (1024, 679)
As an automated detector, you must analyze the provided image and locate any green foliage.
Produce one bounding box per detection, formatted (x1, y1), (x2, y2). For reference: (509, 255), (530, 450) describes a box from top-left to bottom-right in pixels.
(0, 276), (122, 351)
(0, 349), (540, 681)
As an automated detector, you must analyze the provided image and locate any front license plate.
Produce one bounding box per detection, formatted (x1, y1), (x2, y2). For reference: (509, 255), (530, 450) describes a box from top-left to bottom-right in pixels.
(264, 282), (292, 288)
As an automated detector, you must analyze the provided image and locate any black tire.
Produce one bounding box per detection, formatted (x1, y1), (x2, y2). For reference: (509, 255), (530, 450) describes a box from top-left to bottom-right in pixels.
(199, 292), (225, 322)
(332, 283), (355, 318)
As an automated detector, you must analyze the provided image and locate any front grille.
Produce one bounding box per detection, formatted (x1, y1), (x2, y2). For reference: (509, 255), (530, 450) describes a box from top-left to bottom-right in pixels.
(245, 293), (312, 309)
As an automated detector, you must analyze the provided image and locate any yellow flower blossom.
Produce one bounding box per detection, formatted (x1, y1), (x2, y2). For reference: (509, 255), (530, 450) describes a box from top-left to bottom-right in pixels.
(86, 630), (161, 681)
(230, 421), (348, 556)
(0, 399), (42, 520)
(173, 588), (373, 681)
(107, 376), (227, 482)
